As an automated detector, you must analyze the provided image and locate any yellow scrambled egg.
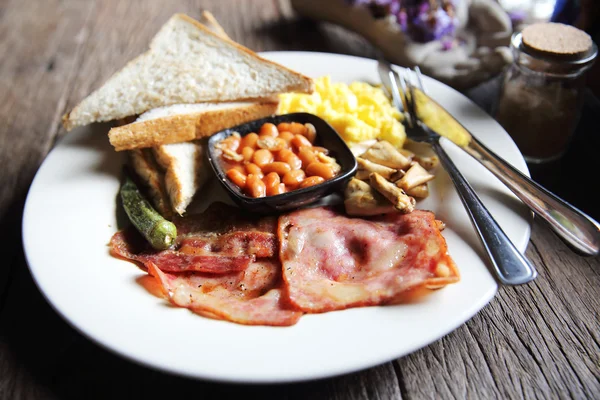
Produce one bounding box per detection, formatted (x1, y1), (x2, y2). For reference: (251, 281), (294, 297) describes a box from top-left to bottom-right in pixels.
(277, 76), (407, 148)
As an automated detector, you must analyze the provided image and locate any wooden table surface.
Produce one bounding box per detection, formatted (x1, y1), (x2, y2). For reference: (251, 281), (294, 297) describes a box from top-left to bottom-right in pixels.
(1, 1), (599, 398)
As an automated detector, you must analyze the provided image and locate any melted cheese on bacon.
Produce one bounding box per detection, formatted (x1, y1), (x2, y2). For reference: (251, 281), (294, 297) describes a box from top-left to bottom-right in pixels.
(278, 207), (459, 313)
(148, 259), (302, 326)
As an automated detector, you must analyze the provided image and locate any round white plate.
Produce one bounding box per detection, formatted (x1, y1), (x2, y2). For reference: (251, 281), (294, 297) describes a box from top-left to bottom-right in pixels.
(22, 52), (532, 384)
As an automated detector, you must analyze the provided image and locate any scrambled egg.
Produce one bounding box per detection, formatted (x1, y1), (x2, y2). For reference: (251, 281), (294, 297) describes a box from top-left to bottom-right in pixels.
(278, 76), (406, 148)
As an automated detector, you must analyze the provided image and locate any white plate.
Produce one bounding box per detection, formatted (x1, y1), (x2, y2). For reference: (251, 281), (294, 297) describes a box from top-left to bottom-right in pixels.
(22, 52), (532, 384)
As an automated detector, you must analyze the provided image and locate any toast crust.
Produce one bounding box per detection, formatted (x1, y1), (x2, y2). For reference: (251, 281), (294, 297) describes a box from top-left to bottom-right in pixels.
(172, 13), (314, 92)
(62, 13), (313, 131)
(109, 102), (278, 151)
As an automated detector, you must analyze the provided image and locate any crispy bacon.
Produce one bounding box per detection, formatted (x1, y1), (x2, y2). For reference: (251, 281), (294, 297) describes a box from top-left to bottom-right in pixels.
(110, 201), (460, 326)
(147, 259), (302, 326)
(109, 202), (277, 273)
(278, 206), (459, 313)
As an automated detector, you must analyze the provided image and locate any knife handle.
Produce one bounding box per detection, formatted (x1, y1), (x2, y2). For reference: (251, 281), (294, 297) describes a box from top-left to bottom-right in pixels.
(460, 136), (600, 257)
(431, 139), (538, 286)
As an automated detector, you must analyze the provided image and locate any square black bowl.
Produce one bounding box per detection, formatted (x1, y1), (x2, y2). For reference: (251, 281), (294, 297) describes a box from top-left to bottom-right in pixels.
(206, 112), (357, 214)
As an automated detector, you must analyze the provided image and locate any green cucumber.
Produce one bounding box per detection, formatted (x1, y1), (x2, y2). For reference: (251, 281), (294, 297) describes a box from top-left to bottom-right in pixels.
(120, 170), (177, 250)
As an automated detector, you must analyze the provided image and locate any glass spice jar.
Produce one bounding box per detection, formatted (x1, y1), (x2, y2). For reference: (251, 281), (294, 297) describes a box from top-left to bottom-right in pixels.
(493, 22), (598, 164)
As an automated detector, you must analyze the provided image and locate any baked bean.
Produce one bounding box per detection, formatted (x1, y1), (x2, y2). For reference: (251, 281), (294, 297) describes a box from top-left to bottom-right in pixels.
(275, 138), (289, 150)
(216, 119), (342, 198)
(259, 123), (279, 137)
(252, 149), (274, 167)
(228, 164), (245, 173)
(316, 152), (338, 166)
(312, 146), (329, 154)
(287, 153), (302, 170)
(245, 174), (266, 198)
(276, 122), (291, 133)
(245, 163), (263, 178)
(306, 161), (335, 179)
(218, 133), (241, 152)
(331, 162), (342, 174)
(257, 136), (286, 151)
(222, 148), (243, 162)
(276, 149), (302, 170)
(226, 169), (247, 189)
(241, 146), (254, 163)
(262, 162), (292, 176)
(277, 122), (306, 136)
(278, 131), (295, 144)
(304, 123), (317, 143)
(267, 183), (286, 196)
(276, 149), (293, 162)
(240, 132), (259, 149)
(282, 169), (306, 188)
(263, 172), (280, 193)
(291, 134), (312, 150)
(297, 146), (317, 168)
(299, 176), (325, 188)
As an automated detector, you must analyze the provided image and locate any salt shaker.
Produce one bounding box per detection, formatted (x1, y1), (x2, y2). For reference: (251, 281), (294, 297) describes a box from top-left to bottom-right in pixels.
(493, 22), (598, 164)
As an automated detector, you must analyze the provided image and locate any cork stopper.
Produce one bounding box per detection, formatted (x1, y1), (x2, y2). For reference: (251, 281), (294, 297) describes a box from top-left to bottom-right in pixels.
(522, 22), (592, 60)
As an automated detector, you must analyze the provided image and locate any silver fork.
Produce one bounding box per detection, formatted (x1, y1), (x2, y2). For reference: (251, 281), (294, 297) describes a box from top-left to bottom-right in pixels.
(379, 60), (537, 285)
(382, 63), (600, 258)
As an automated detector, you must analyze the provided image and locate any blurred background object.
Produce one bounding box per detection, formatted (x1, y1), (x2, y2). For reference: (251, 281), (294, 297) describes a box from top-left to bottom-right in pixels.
(290, 0), (598, 94)
(498, 0), (557, 27)
(492, 21), (597, 164)
(291, 0), (515, 90)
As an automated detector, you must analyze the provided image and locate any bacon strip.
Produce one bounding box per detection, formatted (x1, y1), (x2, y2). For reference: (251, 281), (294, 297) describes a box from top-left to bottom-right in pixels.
(109, 202), (277, 273)
(147, 259), (303, 326)
(278, 206), (460, 313)
(110, 231), (253, 273)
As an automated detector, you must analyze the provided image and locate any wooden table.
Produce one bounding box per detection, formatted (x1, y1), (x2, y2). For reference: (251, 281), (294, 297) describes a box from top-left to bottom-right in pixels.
(1, 1), (599, 398)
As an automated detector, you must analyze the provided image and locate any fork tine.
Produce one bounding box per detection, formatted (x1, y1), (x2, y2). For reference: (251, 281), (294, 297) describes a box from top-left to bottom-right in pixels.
(413, 66), (426, 94)
(399, 69), (417, 126)
(387, 70), (405, 114)
(396, 69), (414, 125)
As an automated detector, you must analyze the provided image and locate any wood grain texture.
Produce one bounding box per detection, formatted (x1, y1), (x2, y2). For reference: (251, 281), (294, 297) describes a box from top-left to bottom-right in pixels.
(0, 0), (95, 317)
(1, 1), (599, 399)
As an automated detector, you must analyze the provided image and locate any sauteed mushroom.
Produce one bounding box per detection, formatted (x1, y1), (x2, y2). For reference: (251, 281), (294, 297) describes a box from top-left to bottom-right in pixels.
(361, 140), (412, 170)
(369, 172), (416, 213)
(395, 163), (435, 191)
(344, 178), (396, 216)
(356, 157), (397, 180)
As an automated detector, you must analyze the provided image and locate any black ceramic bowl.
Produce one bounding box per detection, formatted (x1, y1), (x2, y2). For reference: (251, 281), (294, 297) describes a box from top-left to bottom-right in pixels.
(207, 112), (357, 214)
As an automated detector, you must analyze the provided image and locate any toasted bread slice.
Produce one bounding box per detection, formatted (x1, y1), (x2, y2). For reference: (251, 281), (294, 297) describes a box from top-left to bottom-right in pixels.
(198, 10), (229, 39)
(127, 148), (173, 218)
(109, 101), (278, 151)
(126, 12), (268, 217)
(128, 139), (209, 217)
(153, 140), (209, 216)
(62, 13), (313, 131)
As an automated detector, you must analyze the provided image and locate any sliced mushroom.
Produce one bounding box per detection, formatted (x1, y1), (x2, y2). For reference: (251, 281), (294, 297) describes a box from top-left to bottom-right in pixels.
(344, 178), (396, 216)
(361, 140), (412, 170)
(405, 183), (429, 198)
(369, 172), (415, 213)
(356, 157), (396, 180)
(398, 148), (415, 161)
(413, 155), (439, 170)
(395, 163), (435, 191)
(389, 169), (406, 182)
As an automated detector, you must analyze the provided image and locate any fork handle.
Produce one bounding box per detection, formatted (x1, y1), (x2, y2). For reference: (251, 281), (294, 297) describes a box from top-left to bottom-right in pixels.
(460, 136), (600, 257)
(431, 139), (538, 285)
